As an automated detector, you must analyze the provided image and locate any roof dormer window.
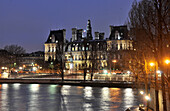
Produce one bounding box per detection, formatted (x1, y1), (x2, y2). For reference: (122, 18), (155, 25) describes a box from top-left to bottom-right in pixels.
(51, 35), (55, 43)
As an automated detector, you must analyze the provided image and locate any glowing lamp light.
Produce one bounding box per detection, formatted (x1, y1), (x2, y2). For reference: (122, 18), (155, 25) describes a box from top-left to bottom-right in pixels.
(127, 71), (131, 74)
(145, 95), (150, 101)
(19, 67), (23, 70)
(150, 63), (154, 66)
(156, 70), (161, 74)
(103, 70), (107, 74)
(140, 91), (144, 95)
(165, 59), (170, 64)
(33, 67), (37, 71)
(112, 60), (117, 63)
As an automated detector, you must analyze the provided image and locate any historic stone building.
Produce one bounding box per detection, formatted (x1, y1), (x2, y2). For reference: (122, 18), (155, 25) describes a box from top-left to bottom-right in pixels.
(44, 20), (133, 71)
(44, 29), (66, 62)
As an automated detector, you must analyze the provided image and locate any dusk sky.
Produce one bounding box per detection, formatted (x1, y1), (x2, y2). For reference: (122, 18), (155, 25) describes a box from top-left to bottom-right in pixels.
(0, 0), (135, 53)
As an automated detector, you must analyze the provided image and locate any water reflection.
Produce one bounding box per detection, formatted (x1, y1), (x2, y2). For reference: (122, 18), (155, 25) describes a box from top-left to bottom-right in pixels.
(124, 88), (134, 108)
(2, 84), (8, 89)
(30, 84), (40, 93)
(84, 86), (93, 100)
(0, 84), (143, 111)
(1, 84), (9, 111)
(48, 85), (57, 94)
(29, 84), (40, 111)
(13, 83), (20, 90)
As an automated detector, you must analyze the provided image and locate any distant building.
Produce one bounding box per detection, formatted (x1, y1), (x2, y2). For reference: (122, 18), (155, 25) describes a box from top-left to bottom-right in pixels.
(19, 51), (44, 68)
(44, 20), (133, 71)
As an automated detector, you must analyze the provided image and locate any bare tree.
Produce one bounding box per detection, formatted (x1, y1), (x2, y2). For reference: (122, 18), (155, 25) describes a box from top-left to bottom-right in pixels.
(55, 41), (65, 81)
(81, 38), (88, 81)
(4, 44), (25, 55)
(128, 0), (170, 110)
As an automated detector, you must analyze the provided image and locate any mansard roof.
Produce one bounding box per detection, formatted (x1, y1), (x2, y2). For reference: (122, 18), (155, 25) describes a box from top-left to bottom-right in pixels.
(45, 29), (65, 43)
(109, 25), (128, 40)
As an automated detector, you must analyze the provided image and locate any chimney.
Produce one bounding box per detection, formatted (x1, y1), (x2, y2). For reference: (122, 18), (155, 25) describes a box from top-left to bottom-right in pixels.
(72, 28), (77, 42)
(99, 33), (104, 40)
(95, 32), (99, 40)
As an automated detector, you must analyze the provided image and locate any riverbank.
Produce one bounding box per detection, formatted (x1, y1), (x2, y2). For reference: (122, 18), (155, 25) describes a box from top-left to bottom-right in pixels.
(0, 78), (133, 88)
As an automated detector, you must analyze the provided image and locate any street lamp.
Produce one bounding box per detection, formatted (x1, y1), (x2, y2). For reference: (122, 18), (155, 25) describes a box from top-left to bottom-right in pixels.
(140, 91), (144, 95)
(165, 59), (170, 64)
(150, 62), (160, 111)
(149, 62), (154, 67)
(145, 95), (150, 101)
(112, 60), (117, 72)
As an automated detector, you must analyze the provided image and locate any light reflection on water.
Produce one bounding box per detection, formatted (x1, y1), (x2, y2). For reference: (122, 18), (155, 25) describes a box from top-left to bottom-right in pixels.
(0, 84), (143, 111)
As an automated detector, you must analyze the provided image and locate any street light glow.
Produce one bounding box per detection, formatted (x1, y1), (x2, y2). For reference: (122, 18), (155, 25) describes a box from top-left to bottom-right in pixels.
(112, 60), (117, 63)
(104, 70), (107, 74)
(140, 91), (144, 95)
(150, 63), (154, 66)
(127, 71), (130, 74)
(156, 70), (161, 74)
(165, 59), (170, 64)
(33, 67), (37, 71)
(145, 95), (150, 101)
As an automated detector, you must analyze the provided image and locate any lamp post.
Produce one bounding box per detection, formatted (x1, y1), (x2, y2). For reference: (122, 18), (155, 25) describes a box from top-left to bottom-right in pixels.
(112, 60), (117, 71)
(165, 59), (170, 102)
(150, 62), (159, 111)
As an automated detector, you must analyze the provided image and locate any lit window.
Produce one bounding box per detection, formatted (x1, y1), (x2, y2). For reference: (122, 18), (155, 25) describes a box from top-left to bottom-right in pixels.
(72, 47), (74, 51)
(86, 47), (88, 50)
(75, 46), (78, 51)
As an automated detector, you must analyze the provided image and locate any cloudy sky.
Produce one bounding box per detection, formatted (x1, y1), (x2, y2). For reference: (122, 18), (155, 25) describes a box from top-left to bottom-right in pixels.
(0, 0), (135, 52)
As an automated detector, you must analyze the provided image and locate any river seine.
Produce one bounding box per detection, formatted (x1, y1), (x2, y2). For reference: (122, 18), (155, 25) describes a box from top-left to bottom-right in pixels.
(0, 84), (143, 111)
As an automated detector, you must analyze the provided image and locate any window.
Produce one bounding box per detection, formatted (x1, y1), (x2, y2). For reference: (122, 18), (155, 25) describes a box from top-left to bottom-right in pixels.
(112, 44), (114, 49)
(116, 44), (118, 50)
(52, 36), (55, 43)
(79, 46), (81, 51)
(72, 47), (74, 51)
(124, 44), (126, 50)
(75, 46), (78, 51)
(86, 47), (88, 50)
(68, 45), (71, 51)
(75, 55), (77, 60)
(52, 47), (54, 52)
(48, 47), (50, 52)
(120, 44), (122, 50)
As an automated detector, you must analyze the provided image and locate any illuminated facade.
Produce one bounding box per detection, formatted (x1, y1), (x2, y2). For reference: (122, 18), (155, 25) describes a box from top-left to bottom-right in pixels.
(44, 29), (66, 61)
(44, 20), (133, 70)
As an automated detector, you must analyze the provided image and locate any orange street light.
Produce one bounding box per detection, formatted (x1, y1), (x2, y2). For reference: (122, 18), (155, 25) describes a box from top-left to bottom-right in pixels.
(150, 62), (155, 66)
(165, 59), (170, 64)
(112, 60), (117, 63)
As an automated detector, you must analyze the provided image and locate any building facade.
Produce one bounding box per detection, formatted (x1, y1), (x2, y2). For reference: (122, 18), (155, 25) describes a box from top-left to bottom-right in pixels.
(44, 20), (133, 71)
(44, 29), (66, 62)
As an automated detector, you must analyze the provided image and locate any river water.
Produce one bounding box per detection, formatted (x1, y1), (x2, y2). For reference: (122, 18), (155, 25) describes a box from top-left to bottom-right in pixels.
(0, 84), (143, 111)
